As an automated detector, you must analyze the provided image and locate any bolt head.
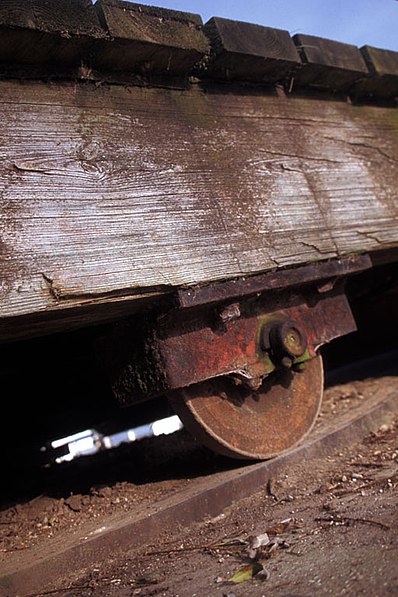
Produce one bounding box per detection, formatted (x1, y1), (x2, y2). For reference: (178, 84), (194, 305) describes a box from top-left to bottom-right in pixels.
(271, 320), (307, 359)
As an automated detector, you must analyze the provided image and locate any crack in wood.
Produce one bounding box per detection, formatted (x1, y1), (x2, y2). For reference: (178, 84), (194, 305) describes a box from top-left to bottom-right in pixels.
(346, 142), (398, 164)
(322, 138), (398, 164)
(300, 241), (327, 255)
(13, 163), (55, 175)
(300, 169), (341, 259)
(262, 149), (343, 164)
(280, 164), (302, 173)
(40, 273), (60, 301)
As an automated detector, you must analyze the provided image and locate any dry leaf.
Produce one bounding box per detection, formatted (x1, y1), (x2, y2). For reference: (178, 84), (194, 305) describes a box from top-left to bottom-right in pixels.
(230, 562), (263, 583)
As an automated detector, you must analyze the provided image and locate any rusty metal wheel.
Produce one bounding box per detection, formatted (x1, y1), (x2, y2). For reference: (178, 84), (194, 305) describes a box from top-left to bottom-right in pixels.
(169, 355), (324, 460)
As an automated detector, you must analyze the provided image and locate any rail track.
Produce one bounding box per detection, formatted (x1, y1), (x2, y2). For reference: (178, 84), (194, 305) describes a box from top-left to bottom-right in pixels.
(0, 349), (397, 597)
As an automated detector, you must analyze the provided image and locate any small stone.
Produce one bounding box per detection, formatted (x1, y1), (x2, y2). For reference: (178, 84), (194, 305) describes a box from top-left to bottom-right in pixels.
(65, 495), (82, 512)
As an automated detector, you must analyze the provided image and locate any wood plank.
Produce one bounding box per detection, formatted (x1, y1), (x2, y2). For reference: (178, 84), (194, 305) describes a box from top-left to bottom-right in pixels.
(0, 0), (102, 33)
(293, 34), (369, 91)
(94, 0), (209, 75)
(358, 46), (398, 99)
(203, 17), (300, 82)
(0, 80), (397, 330)
(0, 0), (104, 66)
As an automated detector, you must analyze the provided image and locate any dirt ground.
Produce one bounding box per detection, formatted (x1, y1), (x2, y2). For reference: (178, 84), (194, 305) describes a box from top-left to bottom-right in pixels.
(1, 377), (397, 596)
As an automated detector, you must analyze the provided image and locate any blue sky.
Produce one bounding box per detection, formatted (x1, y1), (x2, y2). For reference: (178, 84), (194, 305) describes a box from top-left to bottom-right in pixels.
(138, 0), (398, 51)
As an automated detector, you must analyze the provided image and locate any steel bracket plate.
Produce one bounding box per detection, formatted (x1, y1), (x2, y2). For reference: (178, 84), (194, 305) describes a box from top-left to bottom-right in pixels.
(156, 287), (356, 392)
(98, 263), (359, 406)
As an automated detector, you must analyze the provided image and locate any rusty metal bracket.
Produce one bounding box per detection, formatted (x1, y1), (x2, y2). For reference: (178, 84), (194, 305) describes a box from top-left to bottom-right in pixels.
(154, 287), (356, 394)
(98, 258), (361, 407)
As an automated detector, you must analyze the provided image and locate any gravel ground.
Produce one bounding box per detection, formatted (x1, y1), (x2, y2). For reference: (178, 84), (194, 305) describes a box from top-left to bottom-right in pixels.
(53, 415), (397, 597)
(0, 376), (397, 596)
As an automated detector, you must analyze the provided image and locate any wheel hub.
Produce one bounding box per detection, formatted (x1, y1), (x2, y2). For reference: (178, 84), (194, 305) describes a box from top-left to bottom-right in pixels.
(169, 355), (324, 460)
(261, 318), (311, 372)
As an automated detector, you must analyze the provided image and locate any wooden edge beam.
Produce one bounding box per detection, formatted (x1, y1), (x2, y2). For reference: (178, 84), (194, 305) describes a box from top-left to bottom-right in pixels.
(292, 33), (369, 92)
(202, 16), (300, 83)
(356, 46), (398, 99)
(93, 0), (209, 75)
(0, 0), (105, 66)
(0, 0), (396, 100)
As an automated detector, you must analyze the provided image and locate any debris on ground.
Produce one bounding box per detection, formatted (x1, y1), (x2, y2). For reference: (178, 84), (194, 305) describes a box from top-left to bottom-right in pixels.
(1, 379), (397, 596)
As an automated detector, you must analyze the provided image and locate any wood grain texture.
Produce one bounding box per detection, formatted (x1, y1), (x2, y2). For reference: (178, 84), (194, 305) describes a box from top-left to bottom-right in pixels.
(293, 34), (368, 91)
(0, 0), (104, 66)
(0, 80), (397, 329)
(358, 46), (398, 99)
(203, 17), (300, 82)
(94, 0), (209, 75)
(0, 0), (101, 33)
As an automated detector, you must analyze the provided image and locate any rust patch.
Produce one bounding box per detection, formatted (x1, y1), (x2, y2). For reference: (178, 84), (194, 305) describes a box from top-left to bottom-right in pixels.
(158, 288), (355, 391)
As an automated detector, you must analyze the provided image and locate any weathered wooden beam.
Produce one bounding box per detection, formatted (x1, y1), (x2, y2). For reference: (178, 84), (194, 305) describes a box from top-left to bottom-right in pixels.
(93, 0), (209, 74)
(0, 79), (397, 334)
(0, 1), (397, 102)
(0, 0), (105, 66)
(293, 34), (369, 91)
(358, 46), (398, 99)
(202, 17), (300, 82)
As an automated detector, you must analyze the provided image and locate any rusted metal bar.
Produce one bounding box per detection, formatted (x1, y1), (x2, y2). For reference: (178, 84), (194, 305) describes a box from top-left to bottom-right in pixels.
(176, 255), (371, 309)
(369, 247), (398, 267)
